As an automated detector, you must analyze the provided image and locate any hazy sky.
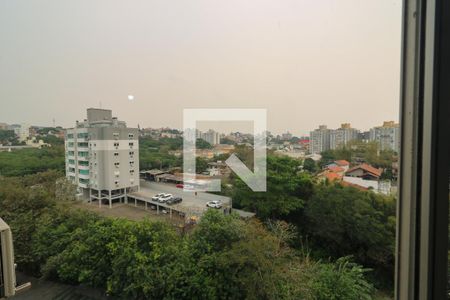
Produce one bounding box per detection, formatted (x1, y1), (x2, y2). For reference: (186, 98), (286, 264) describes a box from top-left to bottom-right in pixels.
(0, 0), (402, 135)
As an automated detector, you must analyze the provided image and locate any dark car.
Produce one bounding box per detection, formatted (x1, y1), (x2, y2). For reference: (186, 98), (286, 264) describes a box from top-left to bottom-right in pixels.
(167, 197), (182, 205)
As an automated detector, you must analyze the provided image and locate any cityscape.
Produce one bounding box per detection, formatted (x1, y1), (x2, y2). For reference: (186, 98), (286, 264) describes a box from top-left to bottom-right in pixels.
(0, 107), (400, 298)
(0, 1), (410, 299)
(0, 118), (400, 156)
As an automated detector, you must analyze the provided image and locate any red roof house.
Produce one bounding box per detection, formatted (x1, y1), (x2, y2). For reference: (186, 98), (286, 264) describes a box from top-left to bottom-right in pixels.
(345, 163), (383, 180)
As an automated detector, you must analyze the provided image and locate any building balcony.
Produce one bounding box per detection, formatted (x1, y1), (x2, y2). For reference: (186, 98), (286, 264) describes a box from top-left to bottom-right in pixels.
(78, 182), (89, 188)
(78, 173), (90, 180)
(78, 177), (90, 188)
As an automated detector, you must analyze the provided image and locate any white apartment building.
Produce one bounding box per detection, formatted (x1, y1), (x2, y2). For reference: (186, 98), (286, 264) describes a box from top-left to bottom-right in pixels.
(310, 125), (331, 154)
(17, 123), (30, 142)
(198, 129), (220, 145)
(330, 123), (360, 149)
(65, 108), (139, 208)
(370, 121), (400, 153)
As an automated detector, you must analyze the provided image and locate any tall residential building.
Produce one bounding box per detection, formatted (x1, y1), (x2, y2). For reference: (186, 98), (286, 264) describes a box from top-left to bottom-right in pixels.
(358, 131), (371, 142)
(281, 131), (293, 140)
(369, 121), (400, 153)
(65, 108), (139, 207)
(200, 129), (220, 145)
(18, 123), (30, 142)
(0, 122), (9, 130)
(330, 123), (360, 149)
(309, 125), (331, 154)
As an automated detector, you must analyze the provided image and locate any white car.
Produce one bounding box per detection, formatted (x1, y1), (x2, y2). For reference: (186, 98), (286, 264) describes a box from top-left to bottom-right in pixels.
(152, 193), (165, 201)
(206, 200), (222, 209)
(158, 194), (173, 203)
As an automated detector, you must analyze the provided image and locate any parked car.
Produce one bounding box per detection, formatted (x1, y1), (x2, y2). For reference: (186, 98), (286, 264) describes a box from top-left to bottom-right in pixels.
(158, 194), (173, 203)
(176, 184), (194, 190)
(206, 200), (222, 209)
(152, 193), (165, 201)
(167, 197), (182, 205)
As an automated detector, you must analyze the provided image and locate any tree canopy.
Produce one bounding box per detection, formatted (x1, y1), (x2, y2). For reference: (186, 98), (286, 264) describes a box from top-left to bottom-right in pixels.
(0, 171), (376, 299)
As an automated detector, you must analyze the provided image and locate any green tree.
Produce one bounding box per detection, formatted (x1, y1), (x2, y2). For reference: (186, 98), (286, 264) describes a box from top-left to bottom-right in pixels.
(232, 155), (313, 219)
(303, 157), (318, 173)
(304, 184), (396, 271)
(0, 129), (19, 145)
(0, 147), (65, 176)
(196, 138), (213, 149)
(195, 157), (209, 173)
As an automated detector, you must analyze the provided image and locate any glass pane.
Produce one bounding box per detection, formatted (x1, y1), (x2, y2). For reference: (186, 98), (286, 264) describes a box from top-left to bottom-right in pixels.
(0, 1), (402, 299)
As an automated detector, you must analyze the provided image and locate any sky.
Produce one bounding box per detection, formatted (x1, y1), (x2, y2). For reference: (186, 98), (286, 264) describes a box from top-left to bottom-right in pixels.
(0, 0), (402, 136)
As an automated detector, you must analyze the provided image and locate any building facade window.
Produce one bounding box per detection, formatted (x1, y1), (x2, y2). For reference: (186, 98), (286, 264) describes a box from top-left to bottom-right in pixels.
(77, 142), (88, 148)
(79, 169), (89, 175)
(78, 151), (89, 157)
(77, 133), (88, 139)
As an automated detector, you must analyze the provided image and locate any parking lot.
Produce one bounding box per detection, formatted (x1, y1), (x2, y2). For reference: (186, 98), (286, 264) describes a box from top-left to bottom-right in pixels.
(126, 180), (232, 221)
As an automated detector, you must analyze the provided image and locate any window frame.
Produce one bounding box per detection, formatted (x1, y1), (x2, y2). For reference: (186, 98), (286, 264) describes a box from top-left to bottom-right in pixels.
(396, 0), (450, 298)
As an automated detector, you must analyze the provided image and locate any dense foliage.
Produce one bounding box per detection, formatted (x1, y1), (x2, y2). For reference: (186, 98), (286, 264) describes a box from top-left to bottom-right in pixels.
(304, 183), (396, 278)
(229, 150), (396, 289)
(0, 147), (65, 176)
(0, 129), (20, 145)
(0, 172), (376, 299)
(139, 137), (182, 170)
(232, 155), (313, 219)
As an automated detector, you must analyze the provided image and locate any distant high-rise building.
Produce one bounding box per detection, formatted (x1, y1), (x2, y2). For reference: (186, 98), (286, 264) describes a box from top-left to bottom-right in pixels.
(358, 131), (371, 142)
(330, 123), (360, 149)
(0, 122), (9, 130)
(18, 124), (30, 142)
(281, 131), (293, 140)
(310, 125), (331, 154)
(370, 121), (400, 153)
(195, 129), (202, 139)
(200, 129), (220, 145)
(65, 108), (139, 207)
